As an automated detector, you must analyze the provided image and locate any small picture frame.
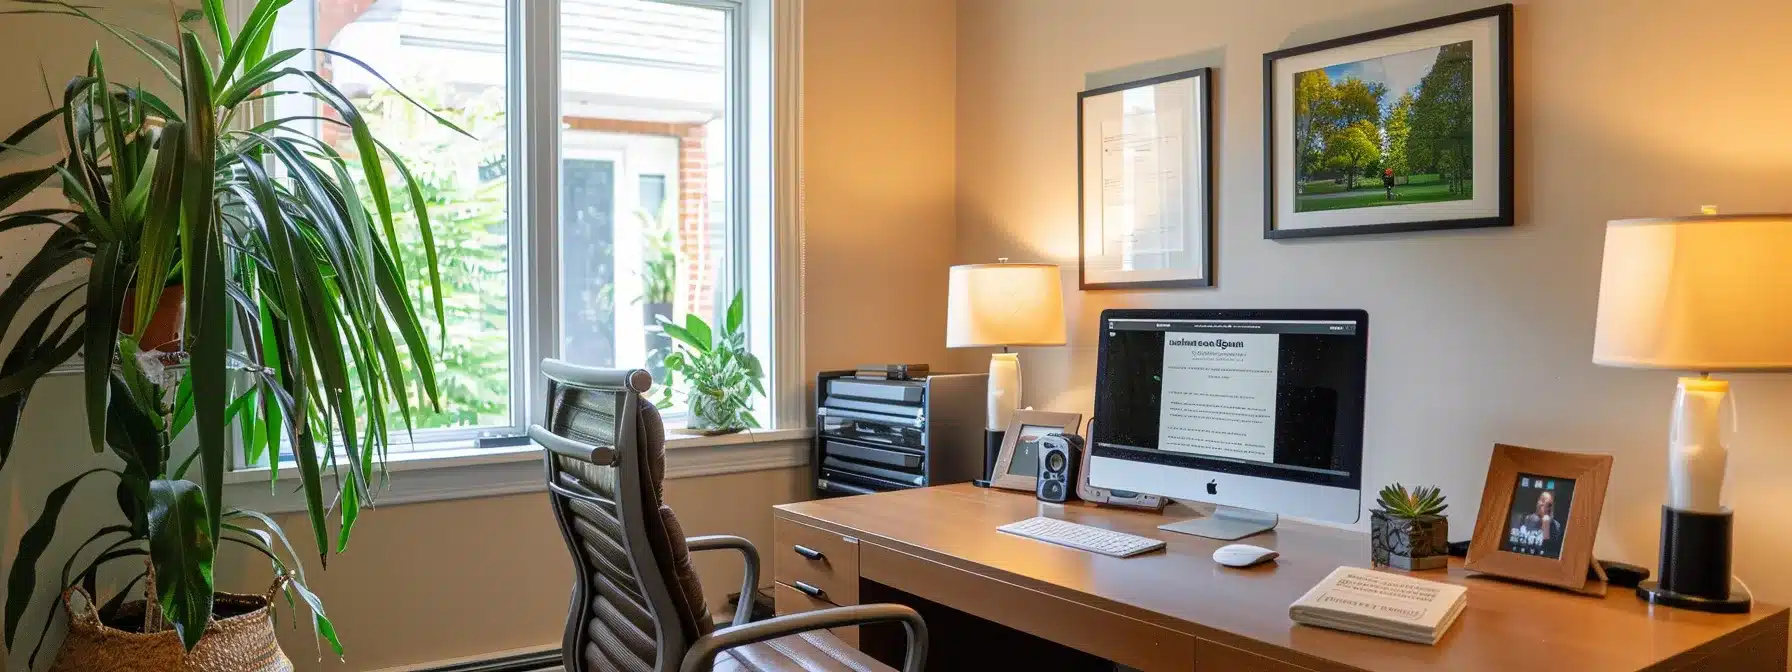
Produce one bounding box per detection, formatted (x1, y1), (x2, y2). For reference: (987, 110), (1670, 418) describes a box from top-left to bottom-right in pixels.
(989, 410), (1083, 493)
(1464, 444), (1613, 594)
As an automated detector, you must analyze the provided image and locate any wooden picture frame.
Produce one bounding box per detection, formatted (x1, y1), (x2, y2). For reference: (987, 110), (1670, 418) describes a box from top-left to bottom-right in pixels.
(1464, 444), (1613, 593)
(1077, 67), (1214, 290)
(1263, 4), (1513, 239)
(989, 410), (1083, 493)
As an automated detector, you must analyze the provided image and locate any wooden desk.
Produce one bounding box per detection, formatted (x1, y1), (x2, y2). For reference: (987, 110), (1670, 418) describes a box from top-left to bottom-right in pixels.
(772, 484), (1788, 672)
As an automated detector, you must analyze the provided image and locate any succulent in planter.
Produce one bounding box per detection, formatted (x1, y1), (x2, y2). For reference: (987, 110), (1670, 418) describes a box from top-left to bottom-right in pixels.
(1371, 483), (1451, 570)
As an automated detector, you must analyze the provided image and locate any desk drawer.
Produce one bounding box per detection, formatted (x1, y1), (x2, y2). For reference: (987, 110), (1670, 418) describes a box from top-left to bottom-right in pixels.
(774, 518), (860, 605)
(774, 582), (858, 647)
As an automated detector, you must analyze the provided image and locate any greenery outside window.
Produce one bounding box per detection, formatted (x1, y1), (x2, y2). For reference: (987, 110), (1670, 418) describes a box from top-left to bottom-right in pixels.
(241, 0), (771, 468)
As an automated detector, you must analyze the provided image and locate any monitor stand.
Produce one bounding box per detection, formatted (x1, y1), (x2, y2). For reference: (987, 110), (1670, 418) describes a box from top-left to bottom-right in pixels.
(1158, 505), (1278, 541)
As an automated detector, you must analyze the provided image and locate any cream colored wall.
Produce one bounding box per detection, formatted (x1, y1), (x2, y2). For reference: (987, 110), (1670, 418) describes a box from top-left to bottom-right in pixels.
(0, 9), (180, 672)
(215, 468), (809, 671)
(956, 0), (1792, 606)
(802, 0), (960, 380)
(2, 1), (962, 670)
(3, 388), (805, 671)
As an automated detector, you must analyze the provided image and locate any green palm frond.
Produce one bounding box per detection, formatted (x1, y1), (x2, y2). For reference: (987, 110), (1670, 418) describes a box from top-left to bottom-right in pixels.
(0, 0), (453, 657)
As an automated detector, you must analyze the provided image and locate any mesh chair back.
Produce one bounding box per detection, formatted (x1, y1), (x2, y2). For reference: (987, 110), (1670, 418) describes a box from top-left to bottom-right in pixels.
(537, 361), (711, 672)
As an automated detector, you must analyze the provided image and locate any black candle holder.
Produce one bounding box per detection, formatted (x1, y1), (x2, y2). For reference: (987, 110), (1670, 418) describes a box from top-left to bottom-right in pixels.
(1636, 506), (1751, 613)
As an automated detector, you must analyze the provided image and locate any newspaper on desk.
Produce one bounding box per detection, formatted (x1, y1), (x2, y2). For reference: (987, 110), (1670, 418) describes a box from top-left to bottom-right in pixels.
(1289, 566), (1468, 645)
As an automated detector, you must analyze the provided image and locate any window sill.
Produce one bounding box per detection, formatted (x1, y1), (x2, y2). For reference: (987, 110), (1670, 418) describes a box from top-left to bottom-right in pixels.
(222, 427), (813, 514)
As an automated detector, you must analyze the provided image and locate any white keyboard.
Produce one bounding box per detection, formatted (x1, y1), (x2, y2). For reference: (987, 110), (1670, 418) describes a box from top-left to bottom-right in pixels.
(997, 516), (1166, 558)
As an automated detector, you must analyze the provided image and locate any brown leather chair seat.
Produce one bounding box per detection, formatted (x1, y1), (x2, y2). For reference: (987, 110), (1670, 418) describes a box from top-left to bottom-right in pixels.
(712, 630), (884, 672)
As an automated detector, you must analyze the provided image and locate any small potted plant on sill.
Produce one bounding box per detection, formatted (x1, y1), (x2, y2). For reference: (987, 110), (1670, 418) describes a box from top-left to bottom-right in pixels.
(1371, 483), (1450, 570)
(655, 291), (764, 434)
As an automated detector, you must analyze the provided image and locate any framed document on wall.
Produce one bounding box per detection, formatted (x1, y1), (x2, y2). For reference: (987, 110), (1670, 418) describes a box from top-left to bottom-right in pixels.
(1078, 67), (1213, 290)
(1263, 4), (1512, 239)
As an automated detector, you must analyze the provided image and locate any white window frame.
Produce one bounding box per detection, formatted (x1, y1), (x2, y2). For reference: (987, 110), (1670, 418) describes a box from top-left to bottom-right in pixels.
(226, 0), (809, 485)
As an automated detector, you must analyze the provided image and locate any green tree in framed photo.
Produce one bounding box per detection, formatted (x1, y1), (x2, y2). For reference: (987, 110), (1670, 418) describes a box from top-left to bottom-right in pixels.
(1265, 3), (1511, 238)
(1291, 41), (1476, 213)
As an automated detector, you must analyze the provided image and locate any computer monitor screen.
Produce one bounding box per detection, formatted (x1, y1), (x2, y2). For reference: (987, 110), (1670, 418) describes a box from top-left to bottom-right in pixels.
(1088, 309), (1368, 524)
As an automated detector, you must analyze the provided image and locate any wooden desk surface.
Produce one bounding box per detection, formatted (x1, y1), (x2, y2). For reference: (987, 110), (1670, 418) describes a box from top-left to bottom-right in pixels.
(775, 484), (1789, 672)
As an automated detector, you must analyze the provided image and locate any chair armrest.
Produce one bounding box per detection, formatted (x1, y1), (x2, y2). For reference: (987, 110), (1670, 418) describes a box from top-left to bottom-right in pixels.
(678, 604), (927, 672)
(685, 535), (760, 627)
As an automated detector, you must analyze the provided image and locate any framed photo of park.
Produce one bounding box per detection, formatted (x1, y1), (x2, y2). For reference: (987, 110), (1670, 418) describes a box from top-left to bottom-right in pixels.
(1263, 4), (1512, 239)
(1078, 67), (1213, 289)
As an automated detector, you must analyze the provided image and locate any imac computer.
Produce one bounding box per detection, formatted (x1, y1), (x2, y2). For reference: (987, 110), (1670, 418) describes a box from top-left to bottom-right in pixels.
(1087, 309), (1369, 540)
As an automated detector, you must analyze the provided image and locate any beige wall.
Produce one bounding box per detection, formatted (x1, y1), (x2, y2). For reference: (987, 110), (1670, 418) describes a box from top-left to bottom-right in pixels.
(956, 0), (1792, 606)
(13, 0), (1792, 667)
(802, 0), (960, 379)
(224, 469), (809, 671)
(0, 1), (962, 670)
(1, 9), (175, 672)
(3, 390), (806, 672)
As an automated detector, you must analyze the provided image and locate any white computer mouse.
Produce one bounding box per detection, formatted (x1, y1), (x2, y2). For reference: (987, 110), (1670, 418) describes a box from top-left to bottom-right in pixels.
(1212, 543), (1279, 568)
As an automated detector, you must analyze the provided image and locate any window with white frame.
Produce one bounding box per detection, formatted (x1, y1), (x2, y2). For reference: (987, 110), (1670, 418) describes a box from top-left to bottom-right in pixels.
(248, 0), (770, 462)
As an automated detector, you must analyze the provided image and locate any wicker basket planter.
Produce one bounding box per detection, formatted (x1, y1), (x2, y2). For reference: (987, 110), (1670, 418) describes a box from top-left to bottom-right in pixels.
(50, 581), (292, 672)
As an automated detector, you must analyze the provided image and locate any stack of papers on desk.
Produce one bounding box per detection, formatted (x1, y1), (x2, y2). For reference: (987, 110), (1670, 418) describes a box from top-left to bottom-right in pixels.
(1289, 567), (1467, 645)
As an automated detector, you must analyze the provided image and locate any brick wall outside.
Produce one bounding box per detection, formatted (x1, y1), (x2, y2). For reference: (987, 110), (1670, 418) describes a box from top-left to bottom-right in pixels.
(299, 0), (721, 321)
(311, 0), (377, 150)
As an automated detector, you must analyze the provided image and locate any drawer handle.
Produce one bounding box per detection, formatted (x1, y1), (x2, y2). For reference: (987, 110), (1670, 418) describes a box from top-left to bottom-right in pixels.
(793, 544), (825, 561)
(792, 581), (827, 599)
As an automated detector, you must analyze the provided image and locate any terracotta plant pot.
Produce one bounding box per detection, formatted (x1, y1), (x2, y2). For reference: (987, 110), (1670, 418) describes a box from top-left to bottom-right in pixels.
(119, 285), (184, 352)
(1370, 509), (1449, 570)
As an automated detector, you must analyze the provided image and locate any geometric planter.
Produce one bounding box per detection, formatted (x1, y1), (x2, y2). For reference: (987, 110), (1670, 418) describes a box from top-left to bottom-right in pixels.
(1370, 509), (1449, 570)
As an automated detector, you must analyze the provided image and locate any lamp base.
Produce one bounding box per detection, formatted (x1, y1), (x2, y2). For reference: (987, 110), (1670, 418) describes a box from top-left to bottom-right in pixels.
(1637, 580), (1752, 614)
(983, 429), (1005, 481)
(1640, 505), (1749, 613)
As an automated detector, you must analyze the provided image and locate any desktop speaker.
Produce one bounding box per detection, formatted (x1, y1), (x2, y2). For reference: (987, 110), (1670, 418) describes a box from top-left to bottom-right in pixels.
(1037, 433), (1082, 503)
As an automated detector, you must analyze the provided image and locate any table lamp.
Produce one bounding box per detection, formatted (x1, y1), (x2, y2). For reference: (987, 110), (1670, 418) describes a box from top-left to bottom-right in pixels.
(947, 261), (1067, 480)
(1593, 213), (1792, 613)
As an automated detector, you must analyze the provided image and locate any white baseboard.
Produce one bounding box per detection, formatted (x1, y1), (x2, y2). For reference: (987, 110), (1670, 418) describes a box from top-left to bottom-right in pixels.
(368, 645), (559, 672)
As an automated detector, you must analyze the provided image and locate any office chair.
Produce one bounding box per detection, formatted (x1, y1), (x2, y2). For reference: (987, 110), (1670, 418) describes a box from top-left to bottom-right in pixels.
(534, 359), (928, 672)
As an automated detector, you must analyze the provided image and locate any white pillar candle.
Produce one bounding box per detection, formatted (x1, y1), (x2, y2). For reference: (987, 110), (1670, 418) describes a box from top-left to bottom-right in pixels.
(1668, 376), (1729, 513)
(988, 352), (1021, 431)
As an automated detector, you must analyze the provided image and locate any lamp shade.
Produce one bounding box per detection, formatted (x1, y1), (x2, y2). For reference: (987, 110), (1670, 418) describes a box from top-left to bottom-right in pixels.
(1593, 215), (1792, 371)
(946, 263), (1067, 348)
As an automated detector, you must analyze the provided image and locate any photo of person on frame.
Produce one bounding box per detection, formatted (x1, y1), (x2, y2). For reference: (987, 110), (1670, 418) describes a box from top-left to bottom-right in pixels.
(1500, 473), (1576, 559)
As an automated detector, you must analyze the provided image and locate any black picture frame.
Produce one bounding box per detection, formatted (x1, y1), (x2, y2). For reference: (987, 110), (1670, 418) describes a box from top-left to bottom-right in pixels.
(1262, 4), (1513, 239)
(1077, 67), (1215, 290)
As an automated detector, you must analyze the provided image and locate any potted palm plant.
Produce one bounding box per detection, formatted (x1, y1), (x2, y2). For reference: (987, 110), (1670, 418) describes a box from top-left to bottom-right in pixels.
(1370, 483), (1450, 570)
(0, 0), (457, 667)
